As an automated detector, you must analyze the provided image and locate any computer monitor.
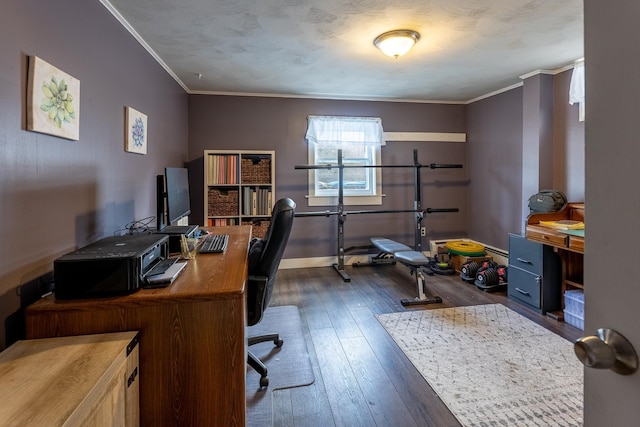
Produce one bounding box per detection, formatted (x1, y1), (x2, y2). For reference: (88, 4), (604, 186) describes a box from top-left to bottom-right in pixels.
(156, 167), (191, 231)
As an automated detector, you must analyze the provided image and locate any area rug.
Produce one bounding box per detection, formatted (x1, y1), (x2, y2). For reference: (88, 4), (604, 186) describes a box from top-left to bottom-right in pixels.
(246, 305), (315, 426)
(377, 304), (583, 427)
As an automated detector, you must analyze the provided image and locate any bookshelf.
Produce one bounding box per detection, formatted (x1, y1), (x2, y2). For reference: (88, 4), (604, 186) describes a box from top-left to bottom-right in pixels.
(204, 150), (275, 238)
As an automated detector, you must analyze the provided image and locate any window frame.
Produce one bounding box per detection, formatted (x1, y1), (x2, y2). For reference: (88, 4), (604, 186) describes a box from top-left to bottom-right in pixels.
(306, 140), (383, 207)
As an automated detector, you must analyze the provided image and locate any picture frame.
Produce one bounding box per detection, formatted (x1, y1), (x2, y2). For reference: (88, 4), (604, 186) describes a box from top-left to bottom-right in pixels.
(27, 56), (80, 141)
(125, 106), (147, 154)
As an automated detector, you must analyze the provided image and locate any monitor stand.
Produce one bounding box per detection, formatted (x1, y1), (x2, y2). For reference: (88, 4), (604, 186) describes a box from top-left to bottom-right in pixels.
(155, 224), (199, 253)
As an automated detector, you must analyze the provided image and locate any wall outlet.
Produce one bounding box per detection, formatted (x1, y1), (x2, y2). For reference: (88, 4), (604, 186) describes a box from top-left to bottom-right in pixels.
(421, 227), (426, 236)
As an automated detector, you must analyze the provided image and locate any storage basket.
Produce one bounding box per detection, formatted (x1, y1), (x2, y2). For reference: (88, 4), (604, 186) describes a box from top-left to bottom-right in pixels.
(243, 219), (270, 239)
(208, 189), (239, 216)
(241, 158), (271, 184)
(563, 289), (584, 330)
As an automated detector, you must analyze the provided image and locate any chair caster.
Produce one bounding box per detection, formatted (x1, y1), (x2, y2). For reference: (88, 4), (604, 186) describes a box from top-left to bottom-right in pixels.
(260, 376), (269, 388)
(275, 338), (284, 347)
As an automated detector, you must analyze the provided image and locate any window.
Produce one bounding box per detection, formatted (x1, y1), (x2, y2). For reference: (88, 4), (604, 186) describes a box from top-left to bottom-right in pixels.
(305, 116), (385, 206)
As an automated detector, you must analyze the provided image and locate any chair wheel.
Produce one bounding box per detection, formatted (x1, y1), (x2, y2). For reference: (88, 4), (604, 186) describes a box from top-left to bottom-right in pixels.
(260, 376), (269, 388)
(275, 339), (284, 348)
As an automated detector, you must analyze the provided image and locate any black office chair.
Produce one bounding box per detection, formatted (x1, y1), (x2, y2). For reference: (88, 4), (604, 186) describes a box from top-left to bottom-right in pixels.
(246, 197), (296, 388)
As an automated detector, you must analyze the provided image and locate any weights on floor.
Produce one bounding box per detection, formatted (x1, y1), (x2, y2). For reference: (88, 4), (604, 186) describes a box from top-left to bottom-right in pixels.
(459, 259), (508, 292)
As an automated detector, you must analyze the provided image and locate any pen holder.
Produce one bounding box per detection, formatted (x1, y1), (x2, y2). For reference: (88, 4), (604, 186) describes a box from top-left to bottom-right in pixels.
(180, 235), (198, 259)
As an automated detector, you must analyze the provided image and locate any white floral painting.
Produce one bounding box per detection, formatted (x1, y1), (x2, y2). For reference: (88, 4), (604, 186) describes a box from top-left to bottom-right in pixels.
(125, 106), (147, 154)
(27, 56), (80, 141)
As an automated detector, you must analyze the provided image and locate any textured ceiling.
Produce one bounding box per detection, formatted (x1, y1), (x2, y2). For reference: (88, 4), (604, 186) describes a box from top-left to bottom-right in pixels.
(104, 0), (584, 102)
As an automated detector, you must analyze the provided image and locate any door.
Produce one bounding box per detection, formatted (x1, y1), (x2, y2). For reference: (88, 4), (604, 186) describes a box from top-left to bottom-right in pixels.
(584, 1), (640, 425)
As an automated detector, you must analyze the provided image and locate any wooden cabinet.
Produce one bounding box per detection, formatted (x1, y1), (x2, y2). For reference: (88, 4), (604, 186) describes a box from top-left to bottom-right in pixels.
(508, 233), (562, 314)
(525, 202), (585, 290)
(0, 331), (139, 426)
(204, 150), (275, 238)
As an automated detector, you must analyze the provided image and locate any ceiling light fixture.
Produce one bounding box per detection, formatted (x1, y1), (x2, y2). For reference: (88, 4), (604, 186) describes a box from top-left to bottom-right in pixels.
(374, 30), (420, 59)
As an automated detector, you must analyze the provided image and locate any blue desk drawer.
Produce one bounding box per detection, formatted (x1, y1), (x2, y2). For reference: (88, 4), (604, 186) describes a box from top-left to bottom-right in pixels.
(508, 267), (541, 309)
(509, 234), (543, 275)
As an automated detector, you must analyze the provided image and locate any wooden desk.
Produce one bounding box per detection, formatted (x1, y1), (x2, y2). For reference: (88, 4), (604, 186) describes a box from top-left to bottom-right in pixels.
(25, 225), (251, 427)
(525, 203), (585, 318)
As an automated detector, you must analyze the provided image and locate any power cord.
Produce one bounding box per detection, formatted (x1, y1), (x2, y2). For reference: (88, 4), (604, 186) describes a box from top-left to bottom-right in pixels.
(114, 216), (156, 236)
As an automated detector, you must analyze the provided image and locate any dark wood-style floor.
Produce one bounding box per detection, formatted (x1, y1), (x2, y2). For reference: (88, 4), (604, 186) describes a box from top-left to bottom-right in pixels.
(264, 263), (582, 427)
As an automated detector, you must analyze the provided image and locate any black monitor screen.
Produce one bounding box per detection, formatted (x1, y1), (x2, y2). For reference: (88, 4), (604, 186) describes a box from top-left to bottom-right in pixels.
(165, 167), (191, 226)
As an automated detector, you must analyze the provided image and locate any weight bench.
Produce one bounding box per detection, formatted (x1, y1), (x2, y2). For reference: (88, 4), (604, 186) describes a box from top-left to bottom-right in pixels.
(369, 237), (443, 307)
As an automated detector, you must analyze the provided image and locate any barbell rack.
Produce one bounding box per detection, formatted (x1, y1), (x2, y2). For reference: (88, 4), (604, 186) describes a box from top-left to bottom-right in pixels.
(294, 148), (461, 282)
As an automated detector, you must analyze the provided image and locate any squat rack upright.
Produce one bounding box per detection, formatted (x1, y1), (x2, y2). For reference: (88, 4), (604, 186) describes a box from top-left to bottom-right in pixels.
(295, 149), (462, 282)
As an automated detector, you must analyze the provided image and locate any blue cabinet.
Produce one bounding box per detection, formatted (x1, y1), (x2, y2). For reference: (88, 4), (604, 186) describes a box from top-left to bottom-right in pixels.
(508, 233), (561, 314)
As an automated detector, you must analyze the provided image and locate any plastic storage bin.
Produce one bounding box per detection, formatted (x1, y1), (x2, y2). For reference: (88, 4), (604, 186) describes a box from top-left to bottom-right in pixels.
(563, 289), (584, 330)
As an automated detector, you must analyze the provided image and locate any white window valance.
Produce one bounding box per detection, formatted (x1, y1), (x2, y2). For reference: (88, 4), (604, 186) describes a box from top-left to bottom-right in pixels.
(305, 115), (386, 146)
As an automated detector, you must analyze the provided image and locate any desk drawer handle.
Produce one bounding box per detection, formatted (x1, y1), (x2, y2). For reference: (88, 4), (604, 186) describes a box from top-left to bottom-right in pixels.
(516, 257), (533, 265)
(515, 287), (531, 296)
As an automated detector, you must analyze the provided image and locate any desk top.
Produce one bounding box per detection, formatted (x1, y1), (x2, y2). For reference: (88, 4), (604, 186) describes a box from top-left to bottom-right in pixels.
(27, 225), (251, 312)
(526, 203), (584, 253)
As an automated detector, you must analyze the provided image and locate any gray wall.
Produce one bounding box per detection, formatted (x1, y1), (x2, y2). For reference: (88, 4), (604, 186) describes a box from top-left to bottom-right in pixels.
(188, 96), (469, 259)
(467, 70), (584, 251)
(0, 0), (188, 348)
(467, 87), (524, 250)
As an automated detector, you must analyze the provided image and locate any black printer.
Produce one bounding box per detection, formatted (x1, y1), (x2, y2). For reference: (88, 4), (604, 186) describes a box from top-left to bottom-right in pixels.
(54, 233), (169, 299)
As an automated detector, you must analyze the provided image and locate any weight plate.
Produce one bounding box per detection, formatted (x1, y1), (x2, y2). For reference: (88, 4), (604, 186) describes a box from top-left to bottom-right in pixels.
(445, 241), (486, 256)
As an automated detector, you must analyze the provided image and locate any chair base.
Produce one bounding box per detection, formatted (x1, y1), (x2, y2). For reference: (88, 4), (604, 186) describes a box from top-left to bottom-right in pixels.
(248, 333), (284, 388)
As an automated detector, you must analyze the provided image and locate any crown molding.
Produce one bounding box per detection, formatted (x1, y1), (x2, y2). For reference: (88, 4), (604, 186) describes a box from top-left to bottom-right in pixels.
(99, 0), (189, 93)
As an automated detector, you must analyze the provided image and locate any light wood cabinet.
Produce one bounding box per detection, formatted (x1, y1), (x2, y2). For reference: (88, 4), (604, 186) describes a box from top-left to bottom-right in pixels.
(204, 149), (275, 238)
(0, 331), (139, 426)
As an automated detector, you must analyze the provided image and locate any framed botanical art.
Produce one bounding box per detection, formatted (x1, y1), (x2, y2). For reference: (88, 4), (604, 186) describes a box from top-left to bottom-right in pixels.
(27, 56), (80, 140)
(125, 106), (147, 154)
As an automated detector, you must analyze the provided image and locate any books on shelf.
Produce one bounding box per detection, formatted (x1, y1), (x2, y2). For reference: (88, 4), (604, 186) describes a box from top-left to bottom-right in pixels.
(242, 187), (272, 216)
(207, 154), (238, 184)
(207, 218), (237, 227)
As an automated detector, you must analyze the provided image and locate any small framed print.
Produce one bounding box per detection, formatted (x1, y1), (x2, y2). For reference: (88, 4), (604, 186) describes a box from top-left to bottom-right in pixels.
(125, 106), (147, 154)
(27, 56), (80, 141)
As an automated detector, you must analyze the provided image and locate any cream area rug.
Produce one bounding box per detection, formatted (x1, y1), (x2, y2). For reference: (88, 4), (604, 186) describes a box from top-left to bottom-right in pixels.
(377, 304), (583, 427)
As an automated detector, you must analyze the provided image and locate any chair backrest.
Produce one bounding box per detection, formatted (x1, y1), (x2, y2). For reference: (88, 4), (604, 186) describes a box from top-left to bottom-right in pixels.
(247, 197), (295, 326)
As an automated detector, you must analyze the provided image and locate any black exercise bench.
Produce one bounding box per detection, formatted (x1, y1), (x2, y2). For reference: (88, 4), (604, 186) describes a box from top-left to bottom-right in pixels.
(368, 237), (443, 306)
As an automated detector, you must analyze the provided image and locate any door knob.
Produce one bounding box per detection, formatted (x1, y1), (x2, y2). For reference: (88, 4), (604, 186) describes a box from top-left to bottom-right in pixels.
(574, 328), (638, 375)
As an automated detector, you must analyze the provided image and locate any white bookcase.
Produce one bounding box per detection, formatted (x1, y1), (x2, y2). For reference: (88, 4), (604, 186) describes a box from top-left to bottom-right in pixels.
(204, 150), (275, 238)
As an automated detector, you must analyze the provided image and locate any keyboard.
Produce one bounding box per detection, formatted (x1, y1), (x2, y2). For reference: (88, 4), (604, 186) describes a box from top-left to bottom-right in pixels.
(145, 256), (179, 277)
(199, 233), (229, 254)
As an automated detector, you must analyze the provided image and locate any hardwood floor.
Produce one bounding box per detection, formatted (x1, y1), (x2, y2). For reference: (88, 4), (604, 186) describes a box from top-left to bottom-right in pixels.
(265, 264), (583, 427)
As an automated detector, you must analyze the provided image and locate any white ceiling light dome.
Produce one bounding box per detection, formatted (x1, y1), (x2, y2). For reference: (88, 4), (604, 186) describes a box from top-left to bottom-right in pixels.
(374, 30), (420, 59)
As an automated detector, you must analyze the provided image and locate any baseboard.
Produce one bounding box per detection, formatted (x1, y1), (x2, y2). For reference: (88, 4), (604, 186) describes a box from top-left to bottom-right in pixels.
(279, 250), (432, 270)
(280, 239), (508, 270)
(279, 255), (370, 270)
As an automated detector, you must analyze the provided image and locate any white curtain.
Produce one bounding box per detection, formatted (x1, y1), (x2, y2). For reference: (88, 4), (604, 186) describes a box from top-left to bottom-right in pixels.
(569, 60), (585, 121)
(305, 115), (386, 146)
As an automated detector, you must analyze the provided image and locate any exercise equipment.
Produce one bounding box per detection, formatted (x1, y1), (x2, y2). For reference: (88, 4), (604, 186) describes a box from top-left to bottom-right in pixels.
(460, 259), (494, 283)
(445, 241), (486, 257)
(474, 263), (508, 292)
(429, 250), (456, 275)
(295, 149), (461, 282)
(368, 237), (442, 306)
